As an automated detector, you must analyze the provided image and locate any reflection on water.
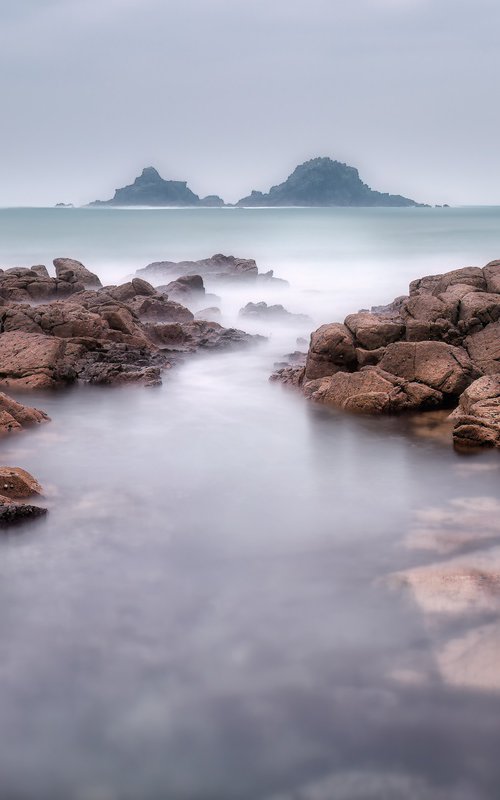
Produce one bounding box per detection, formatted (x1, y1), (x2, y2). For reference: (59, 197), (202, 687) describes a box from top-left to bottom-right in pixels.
(1, 207), (500, 798)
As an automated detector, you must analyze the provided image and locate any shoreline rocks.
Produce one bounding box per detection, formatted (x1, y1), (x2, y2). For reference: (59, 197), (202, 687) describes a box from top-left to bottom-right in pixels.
(0, 258), (263, 388)
(272, 260), (500, 449)
(136, 253), (287, 286)
(239, 301), (311, 323)
(0, 467), (47, 528)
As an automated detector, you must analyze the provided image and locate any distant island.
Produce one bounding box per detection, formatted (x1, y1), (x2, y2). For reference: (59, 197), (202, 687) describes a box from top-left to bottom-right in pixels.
(89, 167), (224, 207)
(236, 157), (426, 207)
(88, 158), (427, 207)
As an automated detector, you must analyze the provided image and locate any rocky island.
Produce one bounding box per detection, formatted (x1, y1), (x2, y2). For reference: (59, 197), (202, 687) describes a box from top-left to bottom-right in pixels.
(89, 167), (224, 207)
(0, 255), (267, 526)
(236, 157), (426, 207)
(88, 158), (426, 208)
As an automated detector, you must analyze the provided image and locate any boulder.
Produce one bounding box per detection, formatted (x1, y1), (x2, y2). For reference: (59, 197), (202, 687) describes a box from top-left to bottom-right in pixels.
(135, 254), (283, 285)
(194, 307), (221, 321)
(53, 258), (102, 288)
(459, 292), (500, 326)
(450, 375), (500, 448)
(483, 260), (500, 294)
(378, 341), (475, 397)
(239, 302), (311, 322)
(0, 331), (81, 389)
(0, 501), (47, 526)
(345, 312), (405, 350)
(160, 274), (206, 303)
(305, 323), (357, 380)
(465, 322), (500, 374)
(305, 367), (442, 414)
(0, 467), (43, 499)
(0, 393), (49, 433)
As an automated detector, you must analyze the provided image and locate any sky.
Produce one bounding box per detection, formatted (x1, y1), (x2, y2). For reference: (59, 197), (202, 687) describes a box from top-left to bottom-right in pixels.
(0, 0), (499, 206)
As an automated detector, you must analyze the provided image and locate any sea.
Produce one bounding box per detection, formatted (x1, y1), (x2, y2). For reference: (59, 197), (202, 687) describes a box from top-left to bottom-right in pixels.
(0, 206), (499, 800)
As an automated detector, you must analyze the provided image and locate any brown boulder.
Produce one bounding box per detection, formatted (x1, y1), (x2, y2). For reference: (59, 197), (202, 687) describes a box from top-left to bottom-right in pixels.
(305, 323), (357, 380)
(53, 258), (102, 288)
(379, 341), (475, 397)
(483, 260), (500, 294)
(0, 331), (81, 389)
(433, 266), (487, 294)
(0, 467), (43, 499)
(305, 367), (442, 414)
(465, 322), (500, 374)
(459, 292), (500, 326)
(344, 312), (405, 350)
(0, 392), (49, 433)
(450, 375), (500, 448)
(402, 294), (457, 324)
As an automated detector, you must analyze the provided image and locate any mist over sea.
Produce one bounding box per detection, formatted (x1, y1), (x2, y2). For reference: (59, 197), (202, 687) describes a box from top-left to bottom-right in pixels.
(1, 206), (500, 799)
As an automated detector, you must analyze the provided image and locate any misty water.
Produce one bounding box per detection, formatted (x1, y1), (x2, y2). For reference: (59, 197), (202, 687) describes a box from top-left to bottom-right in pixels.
(1, 207), (500, 799)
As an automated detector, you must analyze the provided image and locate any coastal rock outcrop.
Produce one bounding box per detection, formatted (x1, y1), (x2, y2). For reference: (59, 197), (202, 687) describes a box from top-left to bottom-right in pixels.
(136, 254), (285, 286)
(53, 258), (102, 289)
(0, 258), (262, 388)
(272, 260), (500, 448)
(0, 392), (49, 432)
(239, 301), (311, 323)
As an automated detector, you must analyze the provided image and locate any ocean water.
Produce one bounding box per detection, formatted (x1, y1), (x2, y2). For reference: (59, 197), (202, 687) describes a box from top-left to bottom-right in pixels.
(1, 207), (500, 800)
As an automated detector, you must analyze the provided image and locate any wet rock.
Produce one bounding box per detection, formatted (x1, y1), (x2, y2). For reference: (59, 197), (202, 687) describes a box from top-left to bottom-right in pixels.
(270, 366), (305, 387)
(0, 331), (82, 389)
(305, 367), (443, 414)
(0, 392), (49, 433)
(305, 323), (357, 380)
(239, 301), (311, 323)
(459, 291), (500, 326)
(483, 259), (500, 294)
(0, 466), (43, 499)
(53, 257), (102, 289)
(160, 274), (206, 304)
(194, 307), (221, 320)
(378, 341), (475, 397)
(344, 312), (405, 350)
(0, 502), (47, 526)
(465, 320), (500, 374)
(136, 253), (285, 285)
(0, 267), (79, 303)
(450, 375), (500, 448)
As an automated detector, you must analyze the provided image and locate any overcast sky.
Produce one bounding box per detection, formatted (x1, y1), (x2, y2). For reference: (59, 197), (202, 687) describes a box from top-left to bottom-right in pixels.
(0, 0), (498, 206)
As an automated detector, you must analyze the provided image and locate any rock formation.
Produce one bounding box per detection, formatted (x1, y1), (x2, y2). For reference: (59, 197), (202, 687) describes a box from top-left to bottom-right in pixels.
(136, 253), (285, 286)
(0, 259), (263, 389)
(272, 260), (500, 449)
(239, 301), (311, 323)
(0, 467), (47, 526)
(0, 392), (49, 433)
(89, 167), (224, 207)
(237, 157), (426, 207)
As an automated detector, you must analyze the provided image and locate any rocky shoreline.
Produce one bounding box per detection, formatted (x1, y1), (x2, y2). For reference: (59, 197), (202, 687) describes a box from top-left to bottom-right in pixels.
(0, 254), (268, 526)
(272, 260), (500, 450)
